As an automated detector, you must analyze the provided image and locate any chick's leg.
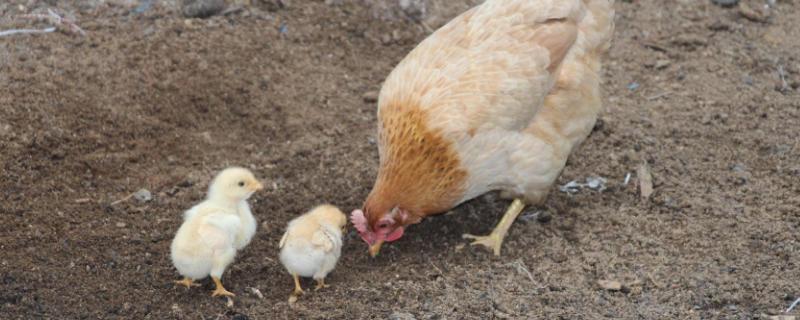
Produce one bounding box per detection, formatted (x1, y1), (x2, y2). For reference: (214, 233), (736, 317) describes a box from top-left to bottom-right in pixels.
(462, 198), (525, 256)
(211, 276), (235, 297)
(314, 278), (329, 291)
(210, 250), (236, 297)
(292, 273), (305, 296)
(174, 277), (200, 288)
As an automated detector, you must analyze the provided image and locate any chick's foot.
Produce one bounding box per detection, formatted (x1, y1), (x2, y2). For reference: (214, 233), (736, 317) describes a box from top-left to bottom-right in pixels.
(211, 276), (236, 297)
(314, 278), (330, 291)
(175, 278), (200, 289)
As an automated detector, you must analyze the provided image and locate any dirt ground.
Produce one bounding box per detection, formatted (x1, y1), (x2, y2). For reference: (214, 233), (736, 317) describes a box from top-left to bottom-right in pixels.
(1, 0), (799, 319)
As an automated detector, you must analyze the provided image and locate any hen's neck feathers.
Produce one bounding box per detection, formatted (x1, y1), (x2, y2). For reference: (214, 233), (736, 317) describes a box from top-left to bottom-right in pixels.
(365, 100), (467, 218)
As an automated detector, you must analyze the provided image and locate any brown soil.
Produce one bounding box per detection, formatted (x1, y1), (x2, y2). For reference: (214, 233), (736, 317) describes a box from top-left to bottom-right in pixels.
(1, 0), (799, 319)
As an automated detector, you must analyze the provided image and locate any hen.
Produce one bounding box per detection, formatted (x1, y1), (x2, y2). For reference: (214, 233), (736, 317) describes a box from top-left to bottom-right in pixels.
(352, 0), (615, 256)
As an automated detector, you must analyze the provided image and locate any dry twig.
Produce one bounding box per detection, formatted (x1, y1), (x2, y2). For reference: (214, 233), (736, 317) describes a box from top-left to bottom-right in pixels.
(0, 27), (56, 37)
(637, 162), (654, 199)
(19, 9), (86, 36)
(787, 297), (800, 313)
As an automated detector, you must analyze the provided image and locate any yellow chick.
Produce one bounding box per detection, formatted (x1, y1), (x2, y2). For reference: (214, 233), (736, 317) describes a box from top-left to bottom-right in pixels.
(170, 167), (264, 297)
(279, 205), (347, 300)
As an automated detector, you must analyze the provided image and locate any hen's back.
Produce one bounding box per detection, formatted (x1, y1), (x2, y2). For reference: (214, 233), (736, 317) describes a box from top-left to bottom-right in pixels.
(377, 0), (609, 141)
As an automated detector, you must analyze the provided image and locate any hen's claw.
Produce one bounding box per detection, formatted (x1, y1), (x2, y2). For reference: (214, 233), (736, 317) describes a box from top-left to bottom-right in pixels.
(463, 233), (503, 256)
(462, 198), (526, 256)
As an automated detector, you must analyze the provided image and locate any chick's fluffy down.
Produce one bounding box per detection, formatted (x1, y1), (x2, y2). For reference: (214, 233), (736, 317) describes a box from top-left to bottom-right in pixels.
(279, 205), (346, 280)
(171, 207), (241, 279)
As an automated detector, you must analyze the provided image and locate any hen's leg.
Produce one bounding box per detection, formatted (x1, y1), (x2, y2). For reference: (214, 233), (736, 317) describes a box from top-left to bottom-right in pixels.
(463, 198), (525, 256)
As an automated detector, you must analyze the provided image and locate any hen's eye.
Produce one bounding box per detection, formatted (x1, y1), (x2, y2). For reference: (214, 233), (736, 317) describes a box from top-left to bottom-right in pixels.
(378, 223), (388, 228)
(238, 181), (245, 187)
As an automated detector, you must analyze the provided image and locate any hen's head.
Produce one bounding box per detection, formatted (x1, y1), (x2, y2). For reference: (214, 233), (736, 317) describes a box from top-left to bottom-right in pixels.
(351, 205), (420, 257)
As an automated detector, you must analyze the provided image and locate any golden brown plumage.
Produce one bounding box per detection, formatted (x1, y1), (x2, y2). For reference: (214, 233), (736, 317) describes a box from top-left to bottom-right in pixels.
(352, 0), (615, 256)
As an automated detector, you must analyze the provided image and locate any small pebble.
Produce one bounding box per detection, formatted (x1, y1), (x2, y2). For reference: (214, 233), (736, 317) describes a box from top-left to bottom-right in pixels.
(389, 312), (417, 320)
(116, 222), (127, 228)
(182, 0), (225, 18)
(739, 2), (770, 22)
(362, 91), (379, 103)
(597, 279), (622, 291)
(537, 211), (552, 224)
(134, 189), (153, 202)
(654, 59), (671, 70)
(711, 0), (739, 7)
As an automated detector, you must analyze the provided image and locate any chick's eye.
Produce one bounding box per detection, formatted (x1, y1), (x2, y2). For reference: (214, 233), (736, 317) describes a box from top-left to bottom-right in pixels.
(238, 181), (245, 187)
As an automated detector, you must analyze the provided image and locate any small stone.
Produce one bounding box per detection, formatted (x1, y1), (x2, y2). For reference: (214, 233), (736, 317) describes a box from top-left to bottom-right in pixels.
(711, 0), (739, 7)
(177, 180), (194, 188)
(654, 59), (671, 70)
(768, 316), (796, 320)
(381, 33), (393, 45)
(739, 2), (770, 22)
(116, 222), (127, 228)
(536, 211), (552, 224)
(597, 280), (622, 291)
(134, 189), (153, 202)
(182, 0), (225, 18)
(231, 313), (248, 320)
(672, 34), (708, 48)
(389, 312), (417, 320)
(362, 91), (379, 103)
(398, 0), (426, 22)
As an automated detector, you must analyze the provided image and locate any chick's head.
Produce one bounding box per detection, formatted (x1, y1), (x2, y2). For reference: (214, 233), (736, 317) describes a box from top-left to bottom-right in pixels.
(310, 205), (347, 232)
(208, 167), (264, 201)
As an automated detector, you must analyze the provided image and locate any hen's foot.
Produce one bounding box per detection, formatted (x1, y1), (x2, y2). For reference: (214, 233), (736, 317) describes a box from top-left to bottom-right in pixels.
(462, 198), (526, 256)
(462, 233), (503, 256)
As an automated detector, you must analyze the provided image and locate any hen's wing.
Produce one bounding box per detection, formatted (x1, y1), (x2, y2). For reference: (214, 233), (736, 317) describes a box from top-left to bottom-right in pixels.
(378, 0), (582, 139)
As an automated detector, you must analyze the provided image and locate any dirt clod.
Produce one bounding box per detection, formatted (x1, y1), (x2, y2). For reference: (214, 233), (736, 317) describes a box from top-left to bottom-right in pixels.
(597, 280), (622, 291)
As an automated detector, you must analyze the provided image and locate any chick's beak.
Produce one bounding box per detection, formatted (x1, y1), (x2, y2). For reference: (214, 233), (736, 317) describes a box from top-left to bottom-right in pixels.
(250, 181), (264, 191)
(368, 239), (384, 257)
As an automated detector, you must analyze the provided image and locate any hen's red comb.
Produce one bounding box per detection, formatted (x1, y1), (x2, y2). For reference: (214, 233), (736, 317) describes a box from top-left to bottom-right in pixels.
(350, 209), (368, 233)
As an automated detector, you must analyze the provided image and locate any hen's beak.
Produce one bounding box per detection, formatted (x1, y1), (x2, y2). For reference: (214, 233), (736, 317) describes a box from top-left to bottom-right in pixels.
(368, 240), (384, 257)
